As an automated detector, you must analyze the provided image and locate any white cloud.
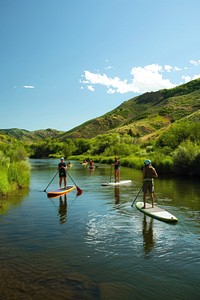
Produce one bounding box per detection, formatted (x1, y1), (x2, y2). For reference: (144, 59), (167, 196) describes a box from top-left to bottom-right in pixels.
(130, 64), (175, 93)
(193, 74), (200, 79)
(104, 66), (113, 70)
(81, 60), (200, 95)
(182, 74), (200, 83)
(163, 65), (182, 72)
(107, 88), (116, 94)
(87, 85), (94, 91)
(190, 59), (200, 66)
(164, 65), (173, 72)
(182, 75), (191, 82)
(173, 66), (182, 71)
(23, 85), (35, 89)
(13, 85), (35, 89)
(81, 64), (175, 95)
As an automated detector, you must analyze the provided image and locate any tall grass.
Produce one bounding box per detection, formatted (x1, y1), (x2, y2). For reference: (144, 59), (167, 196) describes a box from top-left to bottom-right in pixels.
(0, 144), (30, 195)
(0, 169), (10, 194)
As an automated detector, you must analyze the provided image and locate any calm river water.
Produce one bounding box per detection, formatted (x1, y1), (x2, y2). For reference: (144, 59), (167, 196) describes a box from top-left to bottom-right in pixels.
(0, 159), (199, 300)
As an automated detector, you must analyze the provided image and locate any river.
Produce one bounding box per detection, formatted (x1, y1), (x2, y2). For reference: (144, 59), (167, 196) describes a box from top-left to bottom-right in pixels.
(0, 159), (199, 300)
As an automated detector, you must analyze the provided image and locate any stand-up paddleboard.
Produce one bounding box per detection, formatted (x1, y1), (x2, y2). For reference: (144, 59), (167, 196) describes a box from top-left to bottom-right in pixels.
(135, 201), (178, 223)
(47, 185), (75, 198)
(101, 180), (132, 186)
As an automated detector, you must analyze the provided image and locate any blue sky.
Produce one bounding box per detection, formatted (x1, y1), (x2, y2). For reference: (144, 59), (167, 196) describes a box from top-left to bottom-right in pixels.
(1, 0), (200, 132)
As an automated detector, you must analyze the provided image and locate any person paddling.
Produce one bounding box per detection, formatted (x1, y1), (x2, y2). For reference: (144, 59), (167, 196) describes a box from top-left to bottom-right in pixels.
(142, 159), (158, 208)
(112, 156), (120, 183)
(58, 157), (67, 189)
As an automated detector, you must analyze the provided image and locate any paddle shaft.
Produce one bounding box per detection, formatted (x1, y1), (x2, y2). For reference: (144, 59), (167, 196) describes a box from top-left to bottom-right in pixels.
(131, 186), (143, 207)
(66, 170), (82, 196)
(44, 171), (59, 192)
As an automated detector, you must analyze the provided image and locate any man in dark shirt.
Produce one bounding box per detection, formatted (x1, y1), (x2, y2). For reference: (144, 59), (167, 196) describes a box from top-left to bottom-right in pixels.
(58, 157), (67, 189)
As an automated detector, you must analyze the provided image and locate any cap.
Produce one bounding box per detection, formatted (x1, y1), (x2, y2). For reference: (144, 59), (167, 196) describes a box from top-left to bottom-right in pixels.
(60, 157), (64, 160)
(144, 159), (151, 165)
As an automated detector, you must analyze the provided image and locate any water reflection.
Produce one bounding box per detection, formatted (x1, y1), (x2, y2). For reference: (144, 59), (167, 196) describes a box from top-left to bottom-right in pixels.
(0, 188), (29, 214)
(58, 195), (68, 224)
(89, 167), (95, 175)
(142, 215), (155, 257)
(114, 186), (120, 205)
(49, 194), (68, 224)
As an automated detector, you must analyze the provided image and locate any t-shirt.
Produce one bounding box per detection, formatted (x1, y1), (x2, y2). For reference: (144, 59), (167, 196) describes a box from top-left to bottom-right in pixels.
(58, 162), (66, 176)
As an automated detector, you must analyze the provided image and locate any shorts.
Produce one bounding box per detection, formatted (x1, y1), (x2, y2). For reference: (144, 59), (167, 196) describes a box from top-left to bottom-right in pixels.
(143, 180), (154, 193)
(59, 172), (66, 178)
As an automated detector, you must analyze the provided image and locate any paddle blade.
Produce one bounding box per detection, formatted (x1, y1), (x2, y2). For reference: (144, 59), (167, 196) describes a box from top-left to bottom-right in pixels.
(76, 186), (82, 196)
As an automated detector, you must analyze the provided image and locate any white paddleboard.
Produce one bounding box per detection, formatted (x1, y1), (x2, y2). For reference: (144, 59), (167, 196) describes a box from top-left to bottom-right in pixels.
(101, 180), (132, 186)
(135, 201), (178, 223)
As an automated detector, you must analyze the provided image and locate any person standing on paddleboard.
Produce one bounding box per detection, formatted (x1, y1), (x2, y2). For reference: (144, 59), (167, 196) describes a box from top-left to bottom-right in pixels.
(58, 157), (67, 189)
(142, 159), (158, 209)
(112, 156), (120, 183)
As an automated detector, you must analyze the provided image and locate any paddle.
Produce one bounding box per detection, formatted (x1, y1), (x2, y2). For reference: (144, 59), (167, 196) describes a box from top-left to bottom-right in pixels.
(66, 170), (82, 196)
(131, 186), (143, 207)
(43, 171), (58, 192)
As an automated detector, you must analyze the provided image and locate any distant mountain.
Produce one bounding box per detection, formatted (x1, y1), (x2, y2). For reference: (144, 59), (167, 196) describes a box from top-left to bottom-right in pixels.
(0, 128), (63, 142)
(59, 78), (200, 139)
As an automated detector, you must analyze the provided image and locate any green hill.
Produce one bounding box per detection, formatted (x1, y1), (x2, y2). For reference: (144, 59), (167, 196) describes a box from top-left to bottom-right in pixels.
(1, 78), (200, 143)
(0, 128), (64, 142)
(60, 78), (200, 140)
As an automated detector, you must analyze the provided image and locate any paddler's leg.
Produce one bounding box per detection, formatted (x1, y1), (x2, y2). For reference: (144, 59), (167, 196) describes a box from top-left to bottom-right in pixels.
(150, 192), (154, 208)
(142, 182), (147, 208)
(59, 177), (62, 189)
(116, 169), (120, 182)
(150, 181), (154, 208)
(114, 170), (117, 183)
(64, 176), (67, 189)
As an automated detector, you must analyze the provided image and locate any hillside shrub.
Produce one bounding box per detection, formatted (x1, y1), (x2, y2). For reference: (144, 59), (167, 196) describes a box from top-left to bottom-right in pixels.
(172, 140), (200, 175)
(190, 153), (200, 176)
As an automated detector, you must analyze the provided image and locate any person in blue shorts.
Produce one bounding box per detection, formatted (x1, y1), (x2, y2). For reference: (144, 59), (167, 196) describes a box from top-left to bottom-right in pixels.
(142, 159), (158, 208)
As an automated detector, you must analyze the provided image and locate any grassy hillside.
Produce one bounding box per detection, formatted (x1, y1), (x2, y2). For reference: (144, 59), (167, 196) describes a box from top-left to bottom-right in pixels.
(61, 78), (200, 139)
(1, 78), (200, 144)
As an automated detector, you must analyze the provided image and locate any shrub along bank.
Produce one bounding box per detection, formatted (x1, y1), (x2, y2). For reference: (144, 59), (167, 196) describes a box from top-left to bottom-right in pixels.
(69, 122), (200, 177)
(0, 138), (30, 196)
(24, 120), (200, 178)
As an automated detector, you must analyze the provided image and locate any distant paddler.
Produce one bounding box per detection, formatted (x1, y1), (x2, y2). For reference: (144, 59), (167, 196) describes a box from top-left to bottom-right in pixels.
(112, 156), (120, 183)
(67, 162), (73, 168)
(88, 159), (95, 170)
(81, 159), (88, 166)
